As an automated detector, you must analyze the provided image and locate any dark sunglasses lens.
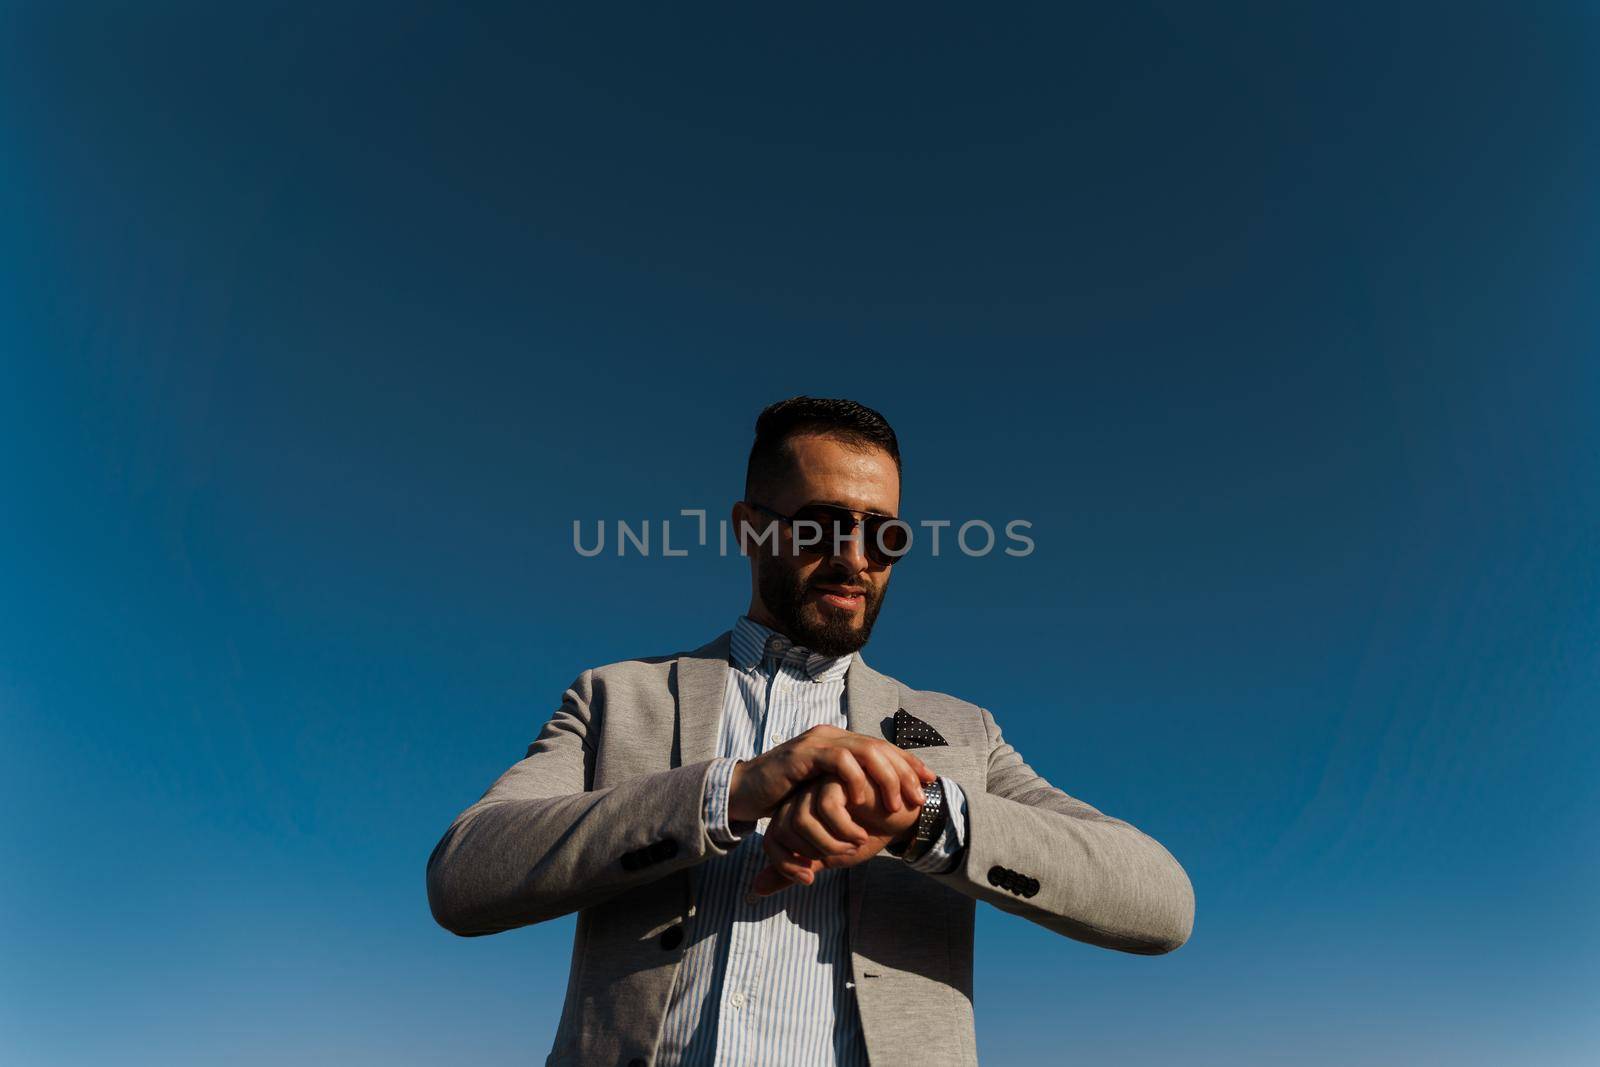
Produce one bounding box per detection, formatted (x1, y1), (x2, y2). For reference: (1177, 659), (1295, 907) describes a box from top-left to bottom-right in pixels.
(787, 505), (908, 564)
(787, 506), (843, 554)
(866, 516), (909, 563)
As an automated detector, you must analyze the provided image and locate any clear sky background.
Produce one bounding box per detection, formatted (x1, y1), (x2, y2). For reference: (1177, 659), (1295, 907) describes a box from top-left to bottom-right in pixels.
(4, 3), (1598, 1064)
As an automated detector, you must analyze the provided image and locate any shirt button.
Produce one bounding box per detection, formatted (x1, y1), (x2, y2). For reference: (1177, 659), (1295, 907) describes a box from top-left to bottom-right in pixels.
(729, 992), (746, 1008)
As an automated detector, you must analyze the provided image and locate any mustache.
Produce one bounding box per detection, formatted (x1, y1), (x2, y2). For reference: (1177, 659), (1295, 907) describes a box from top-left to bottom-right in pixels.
(806, 578), (872, 598)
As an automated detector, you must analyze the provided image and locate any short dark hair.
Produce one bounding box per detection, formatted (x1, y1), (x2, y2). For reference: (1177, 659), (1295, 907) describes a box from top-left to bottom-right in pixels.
(744, 396), (901, 502)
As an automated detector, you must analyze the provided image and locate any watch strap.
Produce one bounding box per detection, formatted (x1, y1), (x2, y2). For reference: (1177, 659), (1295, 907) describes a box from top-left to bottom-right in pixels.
(888, 778), (946, 863)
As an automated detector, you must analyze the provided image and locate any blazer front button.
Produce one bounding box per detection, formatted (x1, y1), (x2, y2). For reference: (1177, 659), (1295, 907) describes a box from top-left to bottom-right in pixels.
(659, 925), (684, 951)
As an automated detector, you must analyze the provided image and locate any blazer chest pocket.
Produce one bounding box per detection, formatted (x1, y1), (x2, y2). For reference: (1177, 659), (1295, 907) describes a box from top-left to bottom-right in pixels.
(907, 743), (985, 790)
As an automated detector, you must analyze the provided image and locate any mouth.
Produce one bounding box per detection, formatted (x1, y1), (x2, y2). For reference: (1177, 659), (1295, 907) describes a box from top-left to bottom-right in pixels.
(811, 584), (867, 611)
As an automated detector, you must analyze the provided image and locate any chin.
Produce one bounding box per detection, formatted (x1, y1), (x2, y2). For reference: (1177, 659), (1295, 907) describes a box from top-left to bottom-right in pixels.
(803, 604), (862, 631)
(795, 608), (872, 657)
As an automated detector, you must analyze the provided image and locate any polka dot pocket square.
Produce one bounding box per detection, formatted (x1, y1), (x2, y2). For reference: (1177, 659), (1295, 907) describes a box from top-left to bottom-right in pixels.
(889, 707), (948, 749)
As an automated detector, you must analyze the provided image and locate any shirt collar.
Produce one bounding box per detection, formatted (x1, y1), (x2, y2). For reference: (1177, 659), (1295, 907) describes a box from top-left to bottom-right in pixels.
(729, 615), (854, 683)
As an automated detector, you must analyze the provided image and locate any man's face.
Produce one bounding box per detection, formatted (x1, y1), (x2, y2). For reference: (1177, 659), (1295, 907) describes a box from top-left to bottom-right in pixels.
(736, 433), (900, 657)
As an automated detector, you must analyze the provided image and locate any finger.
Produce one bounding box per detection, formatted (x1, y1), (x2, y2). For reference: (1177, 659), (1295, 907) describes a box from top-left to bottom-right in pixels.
(814, 748), (872, 808)
(770, 846), (815, 881)
(896, 751), (929, 809)
(760, 829), (818, 883)
(850, 746), (901, 812)
(855, 745), (911, 812)
(779, 854), (820, 882)
(782, 787), (815, 831)
(815, 781), (869, 844)
(766, 817), (827, 863)
(754, 842), (818, 890)
(761, 814), (792, 863)
(791, 788), (855, 855)
(755, 857), (819, 895)
(752, 865), (795, 896)
(760, 826), (787, 867)
(876, 744), (928, 809)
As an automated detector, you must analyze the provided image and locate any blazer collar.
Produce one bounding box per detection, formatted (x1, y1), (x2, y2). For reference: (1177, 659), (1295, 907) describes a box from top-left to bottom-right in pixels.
(675, 631), (733, 768)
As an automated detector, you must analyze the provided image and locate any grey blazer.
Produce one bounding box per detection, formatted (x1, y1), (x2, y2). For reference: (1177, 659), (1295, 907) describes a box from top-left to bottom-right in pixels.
(427, 632), (1195, 1066)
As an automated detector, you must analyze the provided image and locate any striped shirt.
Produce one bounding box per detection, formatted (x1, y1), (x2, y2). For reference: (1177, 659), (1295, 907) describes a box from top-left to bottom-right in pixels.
(655, 615), (968, 1066)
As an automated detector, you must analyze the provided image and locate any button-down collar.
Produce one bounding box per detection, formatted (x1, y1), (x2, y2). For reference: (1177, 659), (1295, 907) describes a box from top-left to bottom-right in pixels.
(729, 615), (854, 683)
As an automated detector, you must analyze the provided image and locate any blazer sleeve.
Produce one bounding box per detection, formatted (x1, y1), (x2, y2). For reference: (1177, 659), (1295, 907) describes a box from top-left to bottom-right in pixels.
(426, 669), (735, 936)
(927, 707), (1195, 955)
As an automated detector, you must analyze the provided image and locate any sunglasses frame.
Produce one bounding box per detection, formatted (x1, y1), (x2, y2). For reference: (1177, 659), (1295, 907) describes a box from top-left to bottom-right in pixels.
(741, 500), (910, 566)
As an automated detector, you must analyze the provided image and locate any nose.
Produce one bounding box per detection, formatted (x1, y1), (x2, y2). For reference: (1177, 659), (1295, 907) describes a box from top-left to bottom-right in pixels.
(827, 518), (871, 576)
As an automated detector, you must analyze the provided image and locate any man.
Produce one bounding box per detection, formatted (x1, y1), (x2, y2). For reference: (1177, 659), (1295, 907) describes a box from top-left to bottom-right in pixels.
(427, 397), (1195, 1067)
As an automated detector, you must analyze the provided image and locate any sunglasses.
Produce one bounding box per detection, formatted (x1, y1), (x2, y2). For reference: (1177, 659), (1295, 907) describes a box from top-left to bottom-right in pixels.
(743, 500), (910, 566)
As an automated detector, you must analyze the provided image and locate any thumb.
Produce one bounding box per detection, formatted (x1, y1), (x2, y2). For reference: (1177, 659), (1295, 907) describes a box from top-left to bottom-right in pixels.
(752, 864), (796, 897)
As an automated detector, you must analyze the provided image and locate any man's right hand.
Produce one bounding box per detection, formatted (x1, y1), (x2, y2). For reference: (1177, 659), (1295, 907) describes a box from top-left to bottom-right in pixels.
(727, 723), (935, 827)
(751, 775), (923, 895)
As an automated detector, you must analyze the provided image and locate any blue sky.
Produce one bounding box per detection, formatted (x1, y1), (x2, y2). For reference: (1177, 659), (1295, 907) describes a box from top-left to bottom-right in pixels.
(3, 3), (1597, 1063)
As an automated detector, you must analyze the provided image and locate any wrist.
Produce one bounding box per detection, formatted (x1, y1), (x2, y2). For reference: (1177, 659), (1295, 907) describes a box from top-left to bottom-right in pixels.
(886, 817), (920, 851)
(886, 778), (946, 863)
(727, 758), (760, 823)
(704, 756), (745, 848)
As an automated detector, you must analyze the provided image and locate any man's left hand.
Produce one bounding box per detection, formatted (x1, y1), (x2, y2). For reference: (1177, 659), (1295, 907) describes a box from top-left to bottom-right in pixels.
(752, 776), (922, 895)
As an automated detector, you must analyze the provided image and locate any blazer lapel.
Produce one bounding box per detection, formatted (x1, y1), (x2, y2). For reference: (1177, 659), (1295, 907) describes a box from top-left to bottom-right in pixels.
(844, 653), (902, 933)
(674, 631), (733, 767)
(845, 651), (900, 739)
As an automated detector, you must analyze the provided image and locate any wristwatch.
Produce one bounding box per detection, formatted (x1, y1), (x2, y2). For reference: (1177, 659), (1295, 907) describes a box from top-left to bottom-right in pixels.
(885, 778), (946, 864)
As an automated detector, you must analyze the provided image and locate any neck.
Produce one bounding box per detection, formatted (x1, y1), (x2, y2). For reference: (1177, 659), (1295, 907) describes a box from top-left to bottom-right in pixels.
(744, 602), (790, 639)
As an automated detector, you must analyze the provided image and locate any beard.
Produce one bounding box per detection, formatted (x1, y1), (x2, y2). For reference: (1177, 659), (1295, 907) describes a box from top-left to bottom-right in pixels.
(757, 561), (888, 657)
